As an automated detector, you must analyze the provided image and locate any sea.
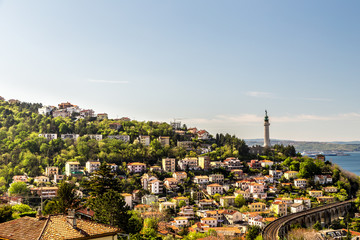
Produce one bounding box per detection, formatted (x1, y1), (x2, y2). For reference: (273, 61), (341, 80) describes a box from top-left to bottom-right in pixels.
(325, 152), (360, 176)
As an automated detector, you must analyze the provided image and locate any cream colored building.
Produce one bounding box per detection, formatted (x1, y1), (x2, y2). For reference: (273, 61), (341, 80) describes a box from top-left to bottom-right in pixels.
(85, 161), (101, 174)
(206, 184), (223, 195)
(127, 162), (146, 173)
(172, 196), (189, 206)
(270, 201), (287, 217)
(162, 158), (176, 172)
(309, 190), (323, 198)
(121, 193), (133, 208)
(294, 179), (307, 188)
(174, 217), (189, 228)
(65, 161), (81, 176)
(194, 175), (209, 184)
(198, 156), (210, 170)
(138, 135), (150, 146)
(220, 196), (236, 207)
(284, 171), (299, 180)
(173, 171), (187, 181)
(159, 201), (176, 212)
(178, 157), (198, 170)
(249, 202), (266, 212)
(158, 136), (170, 146)
(201, 217), (217, 227)
(209, 174), (224, 183)
(324, 186), (338, 193)
(45, 167), (59, 176)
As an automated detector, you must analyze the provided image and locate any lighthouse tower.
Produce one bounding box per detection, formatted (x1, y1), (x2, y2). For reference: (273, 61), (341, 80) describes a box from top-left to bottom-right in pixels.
(264, 110), (270, 148)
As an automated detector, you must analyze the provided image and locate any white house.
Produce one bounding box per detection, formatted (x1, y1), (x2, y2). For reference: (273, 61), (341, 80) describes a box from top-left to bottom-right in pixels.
(34, 176), (50, 183)
(107, 135), (131, 142)
(61, 134), (80, 140)
(174, 217), (189, 228)
(65, 162), (81, 176)
(206, 184), (223, 195)
(121, 193), (133, 208)
(201, 217), (217, 227)
(127, 162), (146, 173)
(38, 106), (52, 115)
(294, 179), (307, 188)
(86, 134), (103, 141)
(294, 197), (311, 209)
(194, 176), (209, 185)
(197, 130), (210, 140)
(290, 203), (304, 213)
(138, 135), (151, 146)
(148, 179), (163, 194)
(269, 170), (283, 180)
(39, 133), (57, 140)
(314, 175), (333, 185)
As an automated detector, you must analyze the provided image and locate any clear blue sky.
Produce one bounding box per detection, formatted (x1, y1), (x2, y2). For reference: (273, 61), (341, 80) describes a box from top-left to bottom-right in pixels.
(1, 1), (360, 141)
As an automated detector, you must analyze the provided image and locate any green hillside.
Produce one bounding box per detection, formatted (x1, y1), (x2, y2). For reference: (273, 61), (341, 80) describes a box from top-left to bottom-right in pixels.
(0, 100), (249, 191)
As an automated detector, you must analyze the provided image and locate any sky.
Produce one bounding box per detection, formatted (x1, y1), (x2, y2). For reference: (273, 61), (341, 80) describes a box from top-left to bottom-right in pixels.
(0, 1), (360, 142)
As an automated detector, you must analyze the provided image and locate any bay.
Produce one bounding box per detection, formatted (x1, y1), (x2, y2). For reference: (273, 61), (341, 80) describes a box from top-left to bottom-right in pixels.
(326, 152), (360, 176)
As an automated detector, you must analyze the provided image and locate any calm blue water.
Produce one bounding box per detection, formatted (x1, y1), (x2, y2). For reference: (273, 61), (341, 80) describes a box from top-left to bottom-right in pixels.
(326, 152), (360, 176)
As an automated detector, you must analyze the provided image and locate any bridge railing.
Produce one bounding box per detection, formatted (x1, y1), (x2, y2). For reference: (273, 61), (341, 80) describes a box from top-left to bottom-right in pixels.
(262, 199), (354, 240)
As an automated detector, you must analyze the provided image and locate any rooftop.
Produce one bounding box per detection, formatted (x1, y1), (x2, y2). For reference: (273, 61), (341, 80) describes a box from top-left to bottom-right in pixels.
(0, 215), (120, 240)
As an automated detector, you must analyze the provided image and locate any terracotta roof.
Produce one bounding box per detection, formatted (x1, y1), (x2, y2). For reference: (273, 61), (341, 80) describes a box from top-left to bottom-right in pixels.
(0, 216), (48, 240)
(67, 162), (80, 165)
(121, 193), (132, 196)
(134, 204), (150, 208)
(164, 178), (178, 182)
(0, 215), (120, 240)
(195, 176), (209, 179)
(207, 183), (222, 187)
(76, 208), (95, 218)
(40, 215), (120, 239)
(128, 162), (146, 166)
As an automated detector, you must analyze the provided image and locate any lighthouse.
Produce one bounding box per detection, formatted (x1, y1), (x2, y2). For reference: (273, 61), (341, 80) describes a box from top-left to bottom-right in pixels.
(264, 110), (270, 148)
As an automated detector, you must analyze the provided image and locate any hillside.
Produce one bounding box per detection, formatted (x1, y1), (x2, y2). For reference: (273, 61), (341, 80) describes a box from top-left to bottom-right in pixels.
(246, 139), (360, 153)
(0, 99), (249, 190)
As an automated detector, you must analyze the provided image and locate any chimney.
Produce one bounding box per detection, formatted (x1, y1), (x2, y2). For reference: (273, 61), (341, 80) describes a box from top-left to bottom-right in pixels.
(37, 208), (46, 220)
(67, 209), (77, 228)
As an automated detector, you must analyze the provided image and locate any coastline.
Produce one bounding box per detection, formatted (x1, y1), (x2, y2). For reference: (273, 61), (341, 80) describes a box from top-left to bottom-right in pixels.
(326, 151), (360, 176)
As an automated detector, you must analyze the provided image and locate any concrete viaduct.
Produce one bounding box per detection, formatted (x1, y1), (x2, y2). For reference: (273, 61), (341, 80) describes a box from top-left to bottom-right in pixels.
(262, 199), (354, 240)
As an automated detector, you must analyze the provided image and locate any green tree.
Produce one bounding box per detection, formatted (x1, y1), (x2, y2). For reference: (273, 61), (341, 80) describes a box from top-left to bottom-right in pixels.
(83, 163), (120, 196)
(127, 212), (143, 234)
(89, 189), (130, 230)
(235, 194), (246, 208)
(141, 218), (159, 240)
(11, 204), (31, 214)
(55, 181), (79, 213)
(213, 193), (221, 202)
(246, 225), (261, 240)
(240, 205), (250, 213)
(43, 200), (58, 215)
(298, 159), (320, 179)
(0, 205), (13, 223)
(178, 200), (187, 208)
(9, 182), (29, 196)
